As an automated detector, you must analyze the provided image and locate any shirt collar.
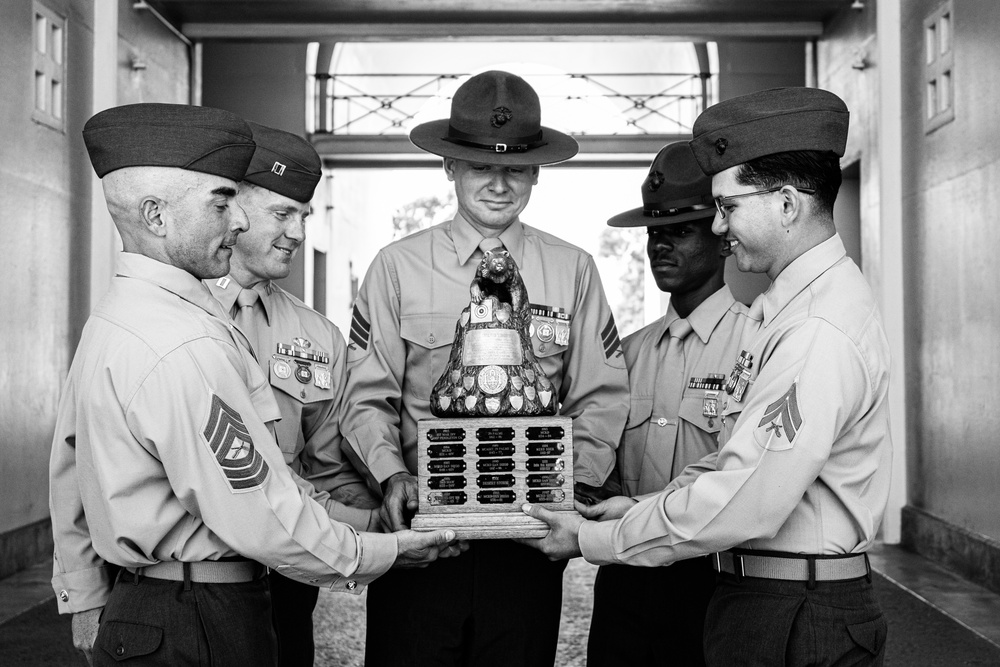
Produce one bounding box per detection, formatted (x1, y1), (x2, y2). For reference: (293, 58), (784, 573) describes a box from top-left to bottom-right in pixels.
(205, 275), (273, 324)
(451, 212), (526, 268)
(760, 233), (847, 326)
(656, 285), (739, 346)
(116, 252), (229, 321)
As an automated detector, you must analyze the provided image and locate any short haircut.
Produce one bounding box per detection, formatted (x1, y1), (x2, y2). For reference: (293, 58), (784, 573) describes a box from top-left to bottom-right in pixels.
(735, 150), (842, 215)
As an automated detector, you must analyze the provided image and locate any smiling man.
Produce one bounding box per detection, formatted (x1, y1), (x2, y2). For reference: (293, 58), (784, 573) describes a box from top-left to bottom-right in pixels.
(341, 70), (629, 667)
(522, 88), (893, 666)
(207, 122), (382, 667)
(583, 142), (748, 667)
(49, 104), (458, 666)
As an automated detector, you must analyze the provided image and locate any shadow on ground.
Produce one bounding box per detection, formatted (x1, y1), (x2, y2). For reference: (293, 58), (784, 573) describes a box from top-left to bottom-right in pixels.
(4, 559), (1000, 665)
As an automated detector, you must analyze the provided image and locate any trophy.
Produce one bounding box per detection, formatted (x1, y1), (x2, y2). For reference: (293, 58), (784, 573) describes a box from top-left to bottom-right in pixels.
(410, 247), (576, 538)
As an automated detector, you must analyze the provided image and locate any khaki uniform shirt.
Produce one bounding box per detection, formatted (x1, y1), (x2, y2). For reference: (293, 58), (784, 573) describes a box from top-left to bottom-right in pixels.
(580, 235), (892, 565)
(614, 287), (748, 497)
(49, 253), (397, 614)
(208, 278), (379, 531)
(341, 215), (629, 487)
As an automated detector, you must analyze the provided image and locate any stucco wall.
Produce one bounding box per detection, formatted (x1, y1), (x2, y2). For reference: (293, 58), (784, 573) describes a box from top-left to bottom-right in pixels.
(900, 0), (1000, 540)
(0, 0), (188, 574)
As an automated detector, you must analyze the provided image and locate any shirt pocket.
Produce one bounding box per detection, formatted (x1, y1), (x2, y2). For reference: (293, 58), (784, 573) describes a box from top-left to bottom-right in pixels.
(529, 314), (569, 361)
(399, 314), (457, 400)
(267, 361), (332, 459)
(678, 392), (723, 436)
(618, 396), (653, 483)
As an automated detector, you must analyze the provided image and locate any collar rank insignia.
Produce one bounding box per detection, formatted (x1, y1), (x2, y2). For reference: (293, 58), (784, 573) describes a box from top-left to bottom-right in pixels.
(755, 382), (803, 451)
(202, 394), (269, 492)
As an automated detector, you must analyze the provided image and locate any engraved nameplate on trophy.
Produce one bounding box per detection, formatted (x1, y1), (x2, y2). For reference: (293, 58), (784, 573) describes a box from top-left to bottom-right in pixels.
(411, 245), (579, 539)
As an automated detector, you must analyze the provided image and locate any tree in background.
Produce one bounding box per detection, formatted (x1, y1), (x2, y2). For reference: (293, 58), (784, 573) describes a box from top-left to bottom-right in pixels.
(598, 227), (646, 336)
(392, 192), (456, 240)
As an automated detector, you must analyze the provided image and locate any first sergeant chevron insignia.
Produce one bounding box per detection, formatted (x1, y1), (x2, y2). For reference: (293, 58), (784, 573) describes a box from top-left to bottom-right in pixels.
(203, 394), (269, 492)
(756, 382), (804, 449)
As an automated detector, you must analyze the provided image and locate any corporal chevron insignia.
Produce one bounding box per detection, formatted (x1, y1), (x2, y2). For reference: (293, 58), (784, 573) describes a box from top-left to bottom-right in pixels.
(349, 305), (370, 351)
(203, 394), (269, 492)
(600, 314), (623, 360)
(756, 382), (804, 450)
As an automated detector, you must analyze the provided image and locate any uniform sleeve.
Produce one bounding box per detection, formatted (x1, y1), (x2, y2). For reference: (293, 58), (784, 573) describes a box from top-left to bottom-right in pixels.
(560, 256), (630, 487)
(341, 252), (410, 485)
(579, 320), (869, 566)
(49, 380), (114, 614)
(297, 327), (381, 526)
(128, 339), (398, 589)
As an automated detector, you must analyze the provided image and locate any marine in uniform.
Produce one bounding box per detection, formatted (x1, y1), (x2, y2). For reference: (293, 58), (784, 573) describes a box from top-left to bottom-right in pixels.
(48, 103), (458, 666)
(207, 122), (380, 667)
(340, 71), (630, 666)
(584, 142), (749, 667)
(523, 88), (893, 666)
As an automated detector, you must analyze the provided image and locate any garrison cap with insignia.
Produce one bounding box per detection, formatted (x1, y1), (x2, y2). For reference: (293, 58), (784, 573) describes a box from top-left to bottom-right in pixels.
(83, 103), (255, 180)
(607, 142), (715, 228)
(243, 122), (322, 203)
(689, 87), (849, 176)
(409, 70), (579, 166)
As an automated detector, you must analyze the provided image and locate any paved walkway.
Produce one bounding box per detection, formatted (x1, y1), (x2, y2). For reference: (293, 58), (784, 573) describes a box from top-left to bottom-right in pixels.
(4, 545), (1000, 665)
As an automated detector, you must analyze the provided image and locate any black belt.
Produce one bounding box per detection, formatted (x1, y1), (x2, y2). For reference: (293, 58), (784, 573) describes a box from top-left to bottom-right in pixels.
(712, 550), (871, 587)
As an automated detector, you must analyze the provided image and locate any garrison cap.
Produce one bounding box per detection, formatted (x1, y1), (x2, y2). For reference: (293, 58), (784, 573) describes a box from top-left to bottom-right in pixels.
(83, 103), (255, 180)
(608, 142), (714, 228)
(689, 87), (849, 176)
(243, 122), (322, 203)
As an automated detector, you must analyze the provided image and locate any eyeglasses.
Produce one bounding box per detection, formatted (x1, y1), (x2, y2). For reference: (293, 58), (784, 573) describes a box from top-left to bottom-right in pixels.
(713, 185), (816, 219)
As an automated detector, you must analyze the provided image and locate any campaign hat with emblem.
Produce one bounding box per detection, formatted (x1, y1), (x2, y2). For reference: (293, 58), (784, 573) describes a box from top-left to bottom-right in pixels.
(689, 87), (849, 176)
(409, 70), (579, 166)
(608, 142), (715, 228)
(83, 103), (255, 180)
(243, 122), (322, 203)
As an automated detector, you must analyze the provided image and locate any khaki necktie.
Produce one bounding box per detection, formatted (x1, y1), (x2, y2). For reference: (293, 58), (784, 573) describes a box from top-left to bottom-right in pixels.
(662, 317), (694, 417)
(479, 237), (505, 256)
(232, 288), (261, 355)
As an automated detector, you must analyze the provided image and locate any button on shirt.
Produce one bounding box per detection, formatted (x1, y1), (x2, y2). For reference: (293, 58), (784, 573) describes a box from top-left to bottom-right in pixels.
(208, 278), (379, 532)
(613, 287), (748, 498)
(580, 235), (893, 564)
(49, 253), (398, 614)
(341, 215), (629, 487)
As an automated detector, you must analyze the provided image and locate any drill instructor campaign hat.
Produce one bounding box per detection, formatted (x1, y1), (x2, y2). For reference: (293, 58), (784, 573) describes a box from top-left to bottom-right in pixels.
(83, 103), (255, 180)
(608, 142), (715, 228)
(689, 87), (849, 176)
(243, 122), (322, 204)
(409, 70), (579, 166)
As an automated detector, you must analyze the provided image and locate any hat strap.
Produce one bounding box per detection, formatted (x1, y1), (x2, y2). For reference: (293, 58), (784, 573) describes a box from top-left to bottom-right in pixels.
(644, 202), (715, 219)
(445, 126), (547, 154)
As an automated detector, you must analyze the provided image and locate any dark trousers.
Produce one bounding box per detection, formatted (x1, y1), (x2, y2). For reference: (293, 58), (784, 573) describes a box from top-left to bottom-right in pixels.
(704, 573), (887, 666)
(364, 540), (568, 667)
(269, 570), (320, 667)
(587, 556), (716, 667)
(94, 569), (277, 666)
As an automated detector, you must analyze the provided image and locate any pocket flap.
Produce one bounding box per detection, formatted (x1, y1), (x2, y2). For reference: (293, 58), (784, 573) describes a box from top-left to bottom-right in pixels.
(625, 397), (654, 429)
(98, 620), (163, 661)
(400, 314), (457, 350)
(678, 394), (721, 434)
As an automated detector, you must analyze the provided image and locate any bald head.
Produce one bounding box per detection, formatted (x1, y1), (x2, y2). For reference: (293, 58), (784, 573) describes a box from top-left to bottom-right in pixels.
(101, 166), (248, 278)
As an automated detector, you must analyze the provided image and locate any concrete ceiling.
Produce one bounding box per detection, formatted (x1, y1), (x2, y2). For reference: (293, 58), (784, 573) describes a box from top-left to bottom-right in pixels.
(148, 0), (853, 41)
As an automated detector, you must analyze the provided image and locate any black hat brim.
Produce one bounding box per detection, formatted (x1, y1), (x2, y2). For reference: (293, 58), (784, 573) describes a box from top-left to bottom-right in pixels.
(409, 119), (579, 166)
(607, 205), (716, 228)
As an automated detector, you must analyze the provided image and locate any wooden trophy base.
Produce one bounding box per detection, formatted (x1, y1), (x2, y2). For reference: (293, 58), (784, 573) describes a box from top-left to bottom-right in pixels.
(411, 416), (575, 539)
